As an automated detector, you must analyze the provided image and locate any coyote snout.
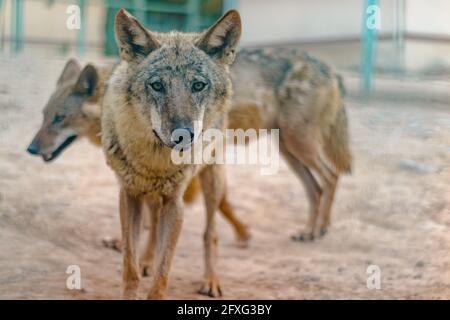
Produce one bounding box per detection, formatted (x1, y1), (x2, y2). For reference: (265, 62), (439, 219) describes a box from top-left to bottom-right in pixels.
(27, 129), (78, 162)
(154, 121), (196, 149)
(145, 75), (207, 149)
(170, 123), (196, 149)
(27, 59), (101, 162)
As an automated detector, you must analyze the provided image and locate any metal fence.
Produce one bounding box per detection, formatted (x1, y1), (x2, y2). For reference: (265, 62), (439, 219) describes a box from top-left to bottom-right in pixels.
(0, 0), (237, 56)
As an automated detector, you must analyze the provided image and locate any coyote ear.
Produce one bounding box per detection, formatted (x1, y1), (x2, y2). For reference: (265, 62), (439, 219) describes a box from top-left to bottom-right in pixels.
(196, 10), (242, 65)
(114, 8), (160, 63)
(57, 59), (81, 86)
(74, 64), (98, 97)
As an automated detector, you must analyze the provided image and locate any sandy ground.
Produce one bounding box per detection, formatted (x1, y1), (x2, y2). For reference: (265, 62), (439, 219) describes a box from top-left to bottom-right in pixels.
(0, 57), (449, 300)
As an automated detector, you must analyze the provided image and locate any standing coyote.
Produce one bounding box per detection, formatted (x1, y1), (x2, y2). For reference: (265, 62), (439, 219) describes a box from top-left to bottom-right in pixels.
(102, 8), (351, 299)
(102, 9), (242, 299)
(230, 48), (352, 241)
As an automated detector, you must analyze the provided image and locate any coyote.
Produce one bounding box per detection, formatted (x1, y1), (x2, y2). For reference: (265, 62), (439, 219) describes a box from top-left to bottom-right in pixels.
(229, 47), (352, 241)
(26, 58), (250, 261)
(102, 9), (243, 299)
(102, 8), (351, 299)
(26, 60), (109, 157)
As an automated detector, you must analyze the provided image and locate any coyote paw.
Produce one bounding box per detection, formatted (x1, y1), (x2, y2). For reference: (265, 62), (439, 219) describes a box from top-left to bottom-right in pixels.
(146, 289), (165, 300)
(198, 275), (223, 298)
(102, 237), (122, 252)
(235, 228), (251, 248)
(291, 227), (328, 242)
(318, 227), (328, 237)
(139, 261), (153, 277)
(291, 232), (314, 242)
(122, 288), (139, 300)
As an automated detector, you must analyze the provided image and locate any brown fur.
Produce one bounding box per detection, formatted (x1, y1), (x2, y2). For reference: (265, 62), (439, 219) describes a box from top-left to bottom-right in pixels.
(183, 175), (200, 202)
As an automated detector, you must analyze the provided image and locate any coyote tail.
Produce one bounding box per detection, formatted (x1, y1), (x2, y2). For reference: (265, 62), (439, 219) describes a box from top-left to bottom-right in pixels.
(324, 105), (352, 174)
(183, 176), (201, 203)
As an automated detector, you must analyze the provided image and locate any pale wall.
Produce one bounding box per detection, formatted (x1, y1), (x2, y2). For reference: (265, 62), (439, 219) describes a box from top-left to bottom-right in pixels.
(406, 0), (450, 36)
(238, 0), (397, 45)
(2, 0), (450, 47)
(2, 0), (105, 45)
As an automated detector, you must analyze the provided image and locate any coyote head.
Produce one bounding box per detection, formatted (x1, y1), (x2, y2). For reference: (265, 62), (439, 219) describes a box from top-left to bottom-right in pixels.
(113, 8), (241, 149)
(27, 60), (100, 161)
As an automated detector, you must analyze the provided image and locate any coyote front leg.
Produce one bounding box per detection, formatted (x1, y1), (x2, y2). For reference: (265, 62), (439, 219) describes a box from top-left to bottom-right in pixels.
(146, 197), (184, 300)
(198, 165), (225, 297)
(119, 188), (143, 299)
(139, 198), (162, 277)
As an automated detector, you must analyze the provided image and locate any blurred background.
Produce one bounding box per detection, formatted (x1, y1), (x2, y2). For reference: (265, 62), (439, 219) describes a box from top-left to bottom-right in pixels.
(0, 1), (449, 299)
(1, 0), (450, 96)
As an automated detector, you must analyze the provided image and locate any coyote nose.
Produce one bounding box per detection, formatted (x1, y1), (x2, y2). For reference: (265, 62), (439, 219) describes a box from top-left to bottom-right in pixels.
(171, 127), (195, 146)
(27, 139), (40, 155)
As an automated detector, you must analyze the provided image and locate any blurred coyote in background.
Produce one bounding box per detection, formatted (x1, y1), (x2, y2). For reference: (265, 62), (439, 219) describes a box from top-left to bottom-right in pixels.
(230, 47), (352, 241)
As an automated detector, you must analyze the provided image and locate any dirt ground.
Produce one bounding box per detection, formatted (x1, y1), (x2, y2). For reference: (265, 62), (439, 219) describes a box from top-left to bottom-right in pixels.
(0, 57), (449, 300)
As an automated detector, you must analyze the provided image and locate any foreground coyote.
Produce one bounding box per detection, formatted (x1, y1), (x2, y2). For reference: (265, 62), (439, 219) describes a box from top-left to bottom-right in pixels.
(102, 8), (351, 299)
(102, 9), (244, 299)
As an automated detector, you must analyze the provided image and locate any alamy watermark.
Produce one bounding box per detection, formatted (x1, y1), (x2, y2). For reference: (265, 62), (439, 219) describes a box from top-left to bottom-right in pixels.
(169, 125), (280, 176)
(66, 265), (81, 290)
(366, 265), (381, 290)
(366, 5), (381, 30)
(66, 5), (81, 30)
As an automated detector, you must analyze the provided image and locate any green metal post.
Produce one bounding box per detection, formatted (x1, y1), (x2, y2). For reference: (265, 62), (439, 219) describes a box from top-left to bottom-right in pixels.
(0, 0), (4, 52)
(135, 0), (146, 24)
(393, 0), (405, 71)
(361, 0), (379, 94)
(77, 0), (86, 56)
(186, 0), (201, 31)
(11, 0), (24, 54)
(223, 0), (238, 12)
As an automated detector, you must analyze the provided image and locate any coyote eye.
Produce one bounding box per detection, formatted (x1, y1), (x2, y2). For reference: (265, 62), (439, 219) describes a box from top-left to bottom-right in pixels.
(192, 81), (207, 92)
(52, 114), (65, 125)
(149, 81), (164, 92)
